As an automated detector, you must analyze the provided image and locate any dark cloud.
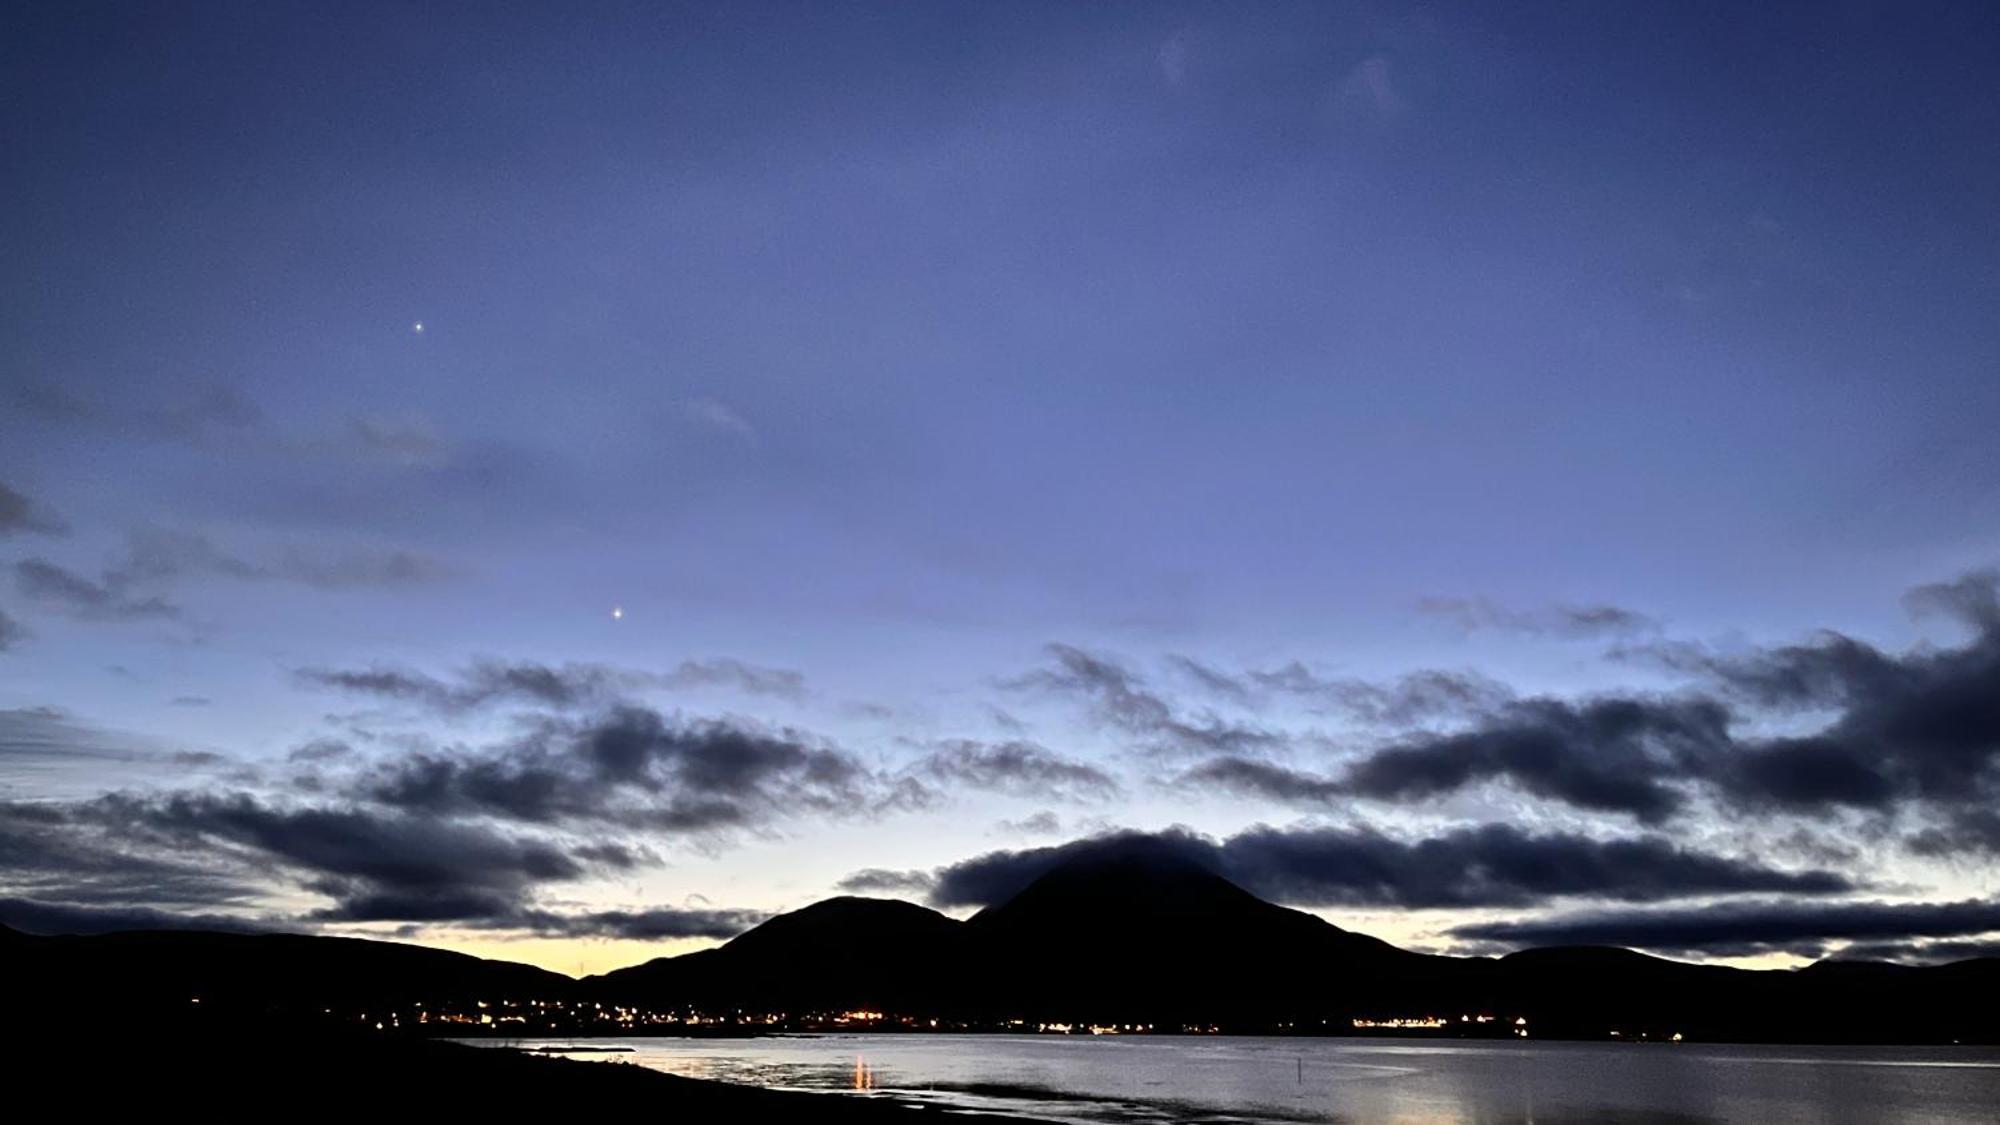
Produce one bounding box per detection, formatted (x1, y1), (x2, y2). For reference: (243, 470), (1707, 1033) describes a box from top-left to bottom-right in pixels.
(0, 898), (269, 936)
(60, 791), (624, 924)
(1451, 897), (2000, 957)
(297, 656), (807, 712)
(501, 906), (767, 940)
(1023, 592), (1995, 839)
(297, 666), (458, 708)
(1702, 735), (1900, 812)
(1666, 579), (2000, 828)
(0, 482), (68, 537)
(14, 558), (181, 620)
(1249, 573), (2000, 846)
(0, 700), (878, 933)
(1008, 644), (1278, 756)
(1833, 937), (2000, 965)
(356, 705), (868, 833)
(298, 660), (629, 711)
(996, 810), (1066, 836)
(1643, 632), (1905, 713)
(266, 892), (766, 939)
(1179, 756), (1344, 803)
(307, 889), (524, 924)
(924, 825), (1852, 910)
(996, 573), (2000, 851)
(5, 739), (730, 931)
(569, 841), (656, 868)
(834, 868), (938, 896)
(0, 799), (263, 914)
(287, 738), (356, 763)
(1335, 697), (1728, 823)
(913, 740), (1121, 802)
(310, 885), (765, 940)
(1902, 569), (2000, 631)
(1417, 596), (1660, 639)
(1221, 823), (1853, 909)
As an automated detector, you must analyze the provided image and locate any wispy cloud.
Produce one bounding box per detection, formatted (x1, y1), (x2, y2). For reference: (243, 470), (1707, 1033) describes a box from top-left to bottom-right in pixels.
(6, 380), (260, 444)
(1007, 643), (1279, 757)
(683, 397), (757, 440)
(909, 739), (1121, 803)
(14, 559), (182, 621)
(1330, 56), (1407, 126)
(1416, 595), (1661, 639)
(8, 381), (449, 467)
(0, 482), (68, 537)
(0, 609), (30, 651)
(297, 655), (807, 713)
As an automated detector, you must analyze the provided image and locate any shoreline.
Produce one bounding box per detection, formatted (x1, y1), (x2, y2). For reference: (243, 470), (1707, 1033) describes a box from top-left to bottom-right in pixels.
(20, 1019), (1048, 1120)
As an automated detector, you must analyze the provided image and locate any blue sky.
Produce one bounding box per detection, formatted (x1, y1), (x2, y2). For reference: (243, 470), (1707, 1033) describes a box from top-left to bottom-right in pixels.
(4, 2), (1999, 975)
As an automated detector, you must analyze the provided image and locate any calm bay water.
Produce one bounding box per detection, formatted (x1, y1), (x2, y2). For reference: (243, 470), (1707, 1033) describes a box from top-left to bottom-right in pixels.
(460, 1034), (2000, 1123)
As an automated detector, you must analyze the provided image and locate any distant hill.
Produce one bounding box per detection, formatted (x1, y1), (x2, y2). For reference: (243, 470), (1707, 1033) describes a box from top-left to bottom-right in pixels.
(1, 922), (576, 1018)
(591, 896), (967, 1015)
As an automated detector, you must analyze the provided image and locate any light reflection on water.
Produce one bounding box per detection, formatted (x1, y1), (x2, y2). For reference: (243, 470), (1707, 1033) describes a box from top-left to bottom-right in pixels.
(462, 1034), (2000, 1124)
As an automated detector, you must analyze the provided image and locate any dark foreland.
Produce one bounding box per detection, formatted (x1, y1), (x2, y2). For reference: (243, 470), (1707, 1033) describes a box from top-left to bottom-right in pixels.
(7, 843), (1996, 1048)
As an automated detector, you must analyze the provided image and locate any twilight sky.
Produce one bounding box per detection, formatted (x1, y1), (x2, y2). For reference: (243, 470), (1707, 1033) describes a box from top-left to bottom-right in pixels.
(5, 1), (1999, 976)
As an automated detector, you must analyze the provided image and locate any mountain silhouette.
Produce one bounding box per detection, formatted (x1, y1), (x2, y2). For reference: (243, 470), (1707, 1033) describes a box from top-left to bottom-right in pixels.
(591, 846), (1996, 1040)
(955, 839), (1435, 1020)
(592, 896), (964, 1014)
(7, 848), (1997, 1042)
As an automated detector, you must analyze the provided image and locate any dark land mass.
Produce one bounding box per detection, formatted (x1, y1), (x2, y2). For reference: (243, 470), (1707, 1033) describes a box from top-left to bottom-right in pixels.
(6, 843), (1996, 1044)
(11, 1008), (1038, 1120)
(591, 845), (2000, 1043)
(1, 920), (572, 1011)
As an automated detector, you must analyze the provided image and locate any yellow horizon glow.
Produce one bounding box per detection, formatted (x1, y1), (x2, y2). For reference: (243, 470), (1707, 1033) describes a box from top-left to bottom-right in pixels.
(349, 916), (1823, 979)
(337, 930), (730, 978)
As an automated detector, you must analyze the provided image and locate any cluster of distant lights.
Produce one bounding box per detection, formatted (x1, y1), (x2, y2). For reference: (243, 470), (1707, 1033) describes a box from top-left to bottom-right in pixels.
(1351, 1014), (1531, 1038)
(304, 1000), (1182, 1035)
(1610, 1030), (1687, 1042)
(322, 998), (733, 1032)
(199, 995), (1686, 1042)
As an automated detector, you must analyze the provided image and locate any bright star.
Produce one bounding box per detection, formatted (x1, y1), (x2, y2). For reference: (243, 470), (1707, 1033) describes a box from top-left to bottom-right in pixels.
(611, 606), (624, 620)
(412, 321), (425, 334)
